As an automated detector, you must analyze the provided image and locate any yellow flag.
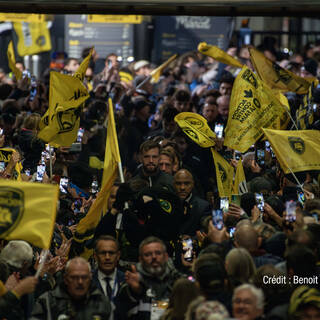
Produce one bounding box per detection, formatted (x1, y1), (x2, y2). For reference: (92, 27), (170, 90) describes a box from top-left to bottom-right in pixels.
(74, 98), (121, 251)
(7, 41), (22, 81)
(224, 66), (288, 152)
(232, 158), (248, 195)
(74, 47), (93, 82)
(263, 128), (320, 174)
(13, 22), (51, 56)
(38, 72), (89, 147)
(175, 112), (216, 148)
(150, 54), (178, 83)
(249, 47), (311, 94)
(211, 148), (234, 197)
(0, 180), (59, 249)
(198, 42), (243, 69)
(0, 148), (23, 181)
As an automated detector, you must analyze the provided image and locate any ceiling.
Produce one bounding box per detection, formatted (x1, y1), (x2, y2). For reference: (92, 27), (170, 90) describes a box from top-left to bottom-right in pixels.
(1, 0), (320, 17)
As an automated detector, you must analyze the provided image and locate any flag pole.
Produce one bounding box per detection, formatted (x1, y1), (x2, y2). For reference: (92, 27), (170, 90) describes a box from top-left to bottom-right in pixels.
(48, 144), (53, 179)
(287, 166), (303, 189)
(136, 75), (151, 90)
(285, 108), (299, 130)
(35, 250), (49, 278)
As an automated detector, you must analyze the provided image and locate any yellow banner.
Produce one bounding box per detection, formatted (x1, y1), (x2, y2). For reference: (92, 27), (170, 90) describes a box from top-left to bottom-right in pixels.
(0, 148), (23, 181)
(74, 47), (93, 82)
(263, 129), (320, 174)
(74, 99), (121, 256)
(198, 42), (243, 69)
(7, 41), (22, 81)
(232, 158), (248, 195)
(88, 15), (142, 24)
(0, 13), (46, 23)
(211, 148), (234, 198)
(0, 180), (59, 249)
(150, 54), (178, 84)
(175, 112), (216, 148)
(249, 48), (311, 95)
(13, 21), (51, 56)
(38, 72), (89, 147)
(224, 66), (288, 152)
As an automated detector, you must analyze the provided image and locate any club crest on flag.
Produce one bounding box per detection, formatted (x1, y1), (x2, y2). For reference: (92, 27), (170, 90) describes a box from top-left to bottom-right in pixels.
(241, 69), (258, 88)
(272, 63), (291, 85)
(218, 163), (227, 183)
(288, 137), (305, 155)
(56, 106), (81, 134)
(0, 187), (24, 237)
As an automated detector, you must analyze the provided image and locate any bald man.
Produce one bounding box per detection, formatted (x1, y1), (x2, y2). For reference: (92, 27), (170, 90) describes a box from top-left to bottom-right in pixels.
(174, 169), (211, 236)
(31, 257), (111, 319)
(216, 95), (230, 126)
(234, 225), (283, 268)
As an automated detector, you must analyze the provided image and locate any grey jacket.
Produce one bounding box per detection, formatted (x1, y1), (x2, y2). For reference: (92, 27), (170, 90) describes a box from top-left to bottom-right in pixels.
(30, 283), (111, 320)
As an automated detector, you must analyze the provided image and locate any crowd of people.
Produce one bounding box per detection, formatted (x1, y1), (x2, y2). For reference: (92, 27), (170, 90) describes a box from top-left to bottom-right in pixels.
(0, 37), (320, 320)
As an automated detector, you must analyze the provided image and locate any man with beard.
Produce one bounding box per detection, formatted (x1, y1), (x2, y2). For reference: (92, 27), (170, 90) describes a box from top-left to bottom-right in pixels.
(130, 140), (174, 191)
(116, 237), (181, 320)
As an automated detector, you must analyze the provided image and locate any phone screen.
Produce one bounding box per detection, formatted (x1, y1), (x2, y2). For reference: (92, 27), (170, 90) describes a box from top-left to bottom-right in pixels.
(234, 151), (242, 160)
(256, 149), (265, 166)
(255, 193), (264, 212)
(77, 128), (84, 143)
(60, 177), (69, 194)
(285, 200), (297, 222)
(0, 161), (5, 173)
(297, 191), (305, 205)
(214, 123), (224, 138)
(231, 195), (241, 206)
(182, 238), (193, 262)
(36, 164), (46, 181)
(220, 197), (229, 213)
(212, 209), (224, 230)
(229, 227), (236, 238)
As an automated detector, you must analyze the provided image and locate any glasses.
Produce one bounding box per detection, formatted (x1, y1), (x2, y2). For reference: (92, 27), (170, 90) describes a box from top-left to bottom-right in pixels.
(67, 275), (90, 282)
(233, 298), (254, 306)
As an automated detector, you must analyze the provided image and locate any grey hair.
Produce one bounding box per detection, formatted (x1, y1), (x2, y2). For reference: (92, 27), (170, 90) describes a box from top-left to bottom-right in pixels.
(233, 283), (265, 310)
(0, 240), (33, 269)
(65, 257), (91, 273)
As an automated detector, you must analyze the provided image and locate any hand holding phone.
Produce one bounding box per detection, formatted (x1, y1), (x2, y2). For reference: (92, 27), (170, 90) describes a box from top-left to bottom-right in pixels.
(220, 197), (229, 213)
(255, 193), (264, 212)
(285, 200), (297, 222)
(36, 164), (46, 182)
(212, 209), (224, 230)
(182, 238), (193, 262)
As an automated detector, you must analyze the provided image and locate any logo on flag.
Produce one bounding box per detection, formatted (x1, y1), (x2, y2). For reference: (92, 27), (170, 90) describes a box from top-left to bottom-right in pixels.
(0, 187), (24, 236)
(288, 137), (305, 155)
(218, 163), (227, 183)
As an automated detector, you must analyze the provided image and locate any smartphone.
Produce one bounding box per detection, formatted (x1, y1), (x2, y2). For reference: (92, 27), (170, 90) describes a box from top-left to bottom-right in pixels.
(265, 141), (275, 158)
(36, 164), (46, 182)
(312, 213), (319, 222)
(76, 128), (84, 143)
(91, 179), (99, 194)
(0, 161), (5, 173)
(255, 193), (264, 212)
(182, 238), (193, 262)
(229, 227), (236, 238)
(214, 123), (224, 138)
(73, 198), (82, 213)
(313, 103), (318, 112)
(108, 59), (112, 69)
(212, 209), (224, 230)
(60, 176), (69, 194)
(256, 149), (265, 167)
(22, 70), (31, 79)
(234, 151), (242, 161)
(297, 190), (305, 205)
(0, 128), (3, 135)
(285, 200), (297, 222)
(29, 76), (37, 101)
(24, 168), (31, 176)
(220, 197), (229, 213)
(70, 143), (82, 153)
(231, 195), (241, 206)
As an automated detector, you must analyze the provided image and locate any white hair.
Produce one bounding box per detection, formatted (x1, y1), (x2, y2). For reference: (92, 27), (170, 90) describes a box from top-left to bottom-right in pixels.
(65, 256), (91, 273)
(0, 240), (33, 269)
(233, 283), (265, 310)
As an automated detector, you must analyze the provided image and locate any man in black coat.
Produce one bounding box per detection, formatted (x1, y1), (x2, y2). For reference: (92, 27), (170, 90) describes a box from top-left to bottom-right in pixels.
(173, 169), (211, 237)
